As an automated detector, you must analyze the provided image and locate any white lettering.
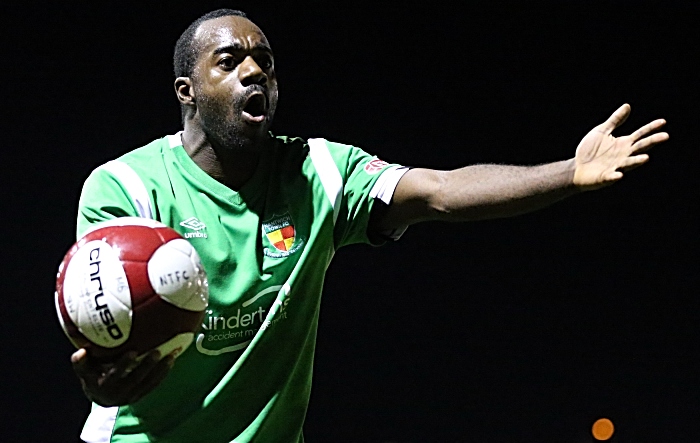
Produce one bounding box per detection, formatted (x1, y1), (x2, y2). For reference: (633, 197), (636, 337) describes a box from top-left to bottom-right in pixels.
(184, 232), (208, 239)
(226, 310), (240, 329)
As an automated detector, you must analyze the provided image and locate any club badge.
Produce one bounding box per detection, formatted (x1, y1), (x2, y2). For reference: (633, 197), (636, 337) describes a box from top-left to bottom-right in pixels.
(364, 158), (389, 175)
(262, 213), (303, 258)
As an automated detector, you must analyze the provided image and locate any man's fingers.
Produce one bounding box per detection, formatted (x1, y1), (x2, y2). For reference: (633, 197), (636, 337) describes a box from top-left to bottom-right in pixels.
(632, 132), (669, 154)
(72, 348), (98, 382)
(601, 103), (631, 135)
(605, 170), (624, 181)
(120, 351), (162, 386)
(71, 348), (90, 376)
(71, 348), (88, 367)
(106, 351), (140, 379)
(71, 349), (173, 406)
(630, 119), (666, 143)
(620, 154), (650, 172)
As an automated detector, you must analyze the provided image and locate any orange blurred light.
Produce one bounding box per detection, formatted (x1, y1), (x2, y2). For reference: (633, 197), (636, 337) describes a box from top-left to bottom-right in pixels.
(592, 418), (614, 441)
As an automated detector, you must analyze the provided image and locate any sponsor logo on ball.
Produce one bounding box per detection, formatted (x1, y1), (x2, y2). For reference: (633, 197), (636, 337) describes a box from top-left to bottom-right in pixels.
(62, 240), (132, 348)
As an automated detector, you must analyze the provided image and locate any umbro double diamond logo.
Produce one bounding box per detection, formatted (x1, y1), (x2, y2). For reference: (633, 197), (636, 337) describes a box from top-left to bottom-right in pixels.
(180, 217), (208, 238)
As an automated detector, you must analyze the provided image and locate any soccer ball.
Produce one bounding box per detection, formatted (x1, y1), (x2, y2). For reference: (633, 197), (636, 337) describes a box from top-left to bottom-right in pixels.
(55, 217), (209, 362)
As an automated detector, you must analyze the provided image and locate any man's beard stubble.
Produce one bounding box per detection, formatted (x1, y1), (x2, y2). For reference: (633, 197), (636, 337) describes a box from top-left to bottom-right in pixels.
(198, 97), (253, 153)
(196, 85), (276, 154)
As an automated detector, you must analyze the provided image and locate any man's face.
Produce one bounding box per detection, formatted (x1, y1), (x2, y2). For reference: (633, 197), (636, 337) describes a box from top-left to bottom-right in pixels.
(190, 16), (278, 149)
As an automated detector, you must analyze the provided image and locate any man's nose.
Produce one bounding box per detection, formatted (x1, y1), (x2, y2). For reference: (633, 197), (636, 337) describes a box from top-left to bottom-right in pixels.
(239, 56), (267, 87)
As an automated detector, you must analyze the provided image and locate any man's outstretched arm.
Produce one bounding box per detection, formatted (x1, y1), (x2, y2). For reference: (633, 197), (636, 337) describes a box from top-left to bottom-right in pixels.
(373, 104), (669, 231)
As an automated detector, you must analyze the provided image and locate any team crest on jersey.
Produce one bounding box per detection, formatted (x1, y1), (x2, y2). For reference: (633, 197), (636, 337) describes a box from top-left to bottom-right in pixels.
(262, 213), (303, 258)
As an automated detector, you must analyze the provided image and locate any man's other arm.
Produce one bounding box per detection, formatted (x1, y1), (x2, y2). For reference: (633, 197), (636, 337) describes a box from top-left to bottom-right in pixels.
(372, 104), (669, 231)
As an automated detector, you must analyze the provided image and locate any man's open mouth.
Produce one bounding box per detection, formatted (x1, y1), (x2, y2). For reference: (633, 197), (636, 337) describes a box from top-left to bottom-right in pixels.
(242, 93), (267, 123)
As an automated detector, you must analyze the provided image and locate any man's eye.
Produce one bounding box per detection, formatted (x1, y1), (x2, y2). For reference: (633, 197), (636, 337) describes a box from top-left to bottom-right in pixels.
(258, 57), (273, 70)
(218, 57), (235, 69)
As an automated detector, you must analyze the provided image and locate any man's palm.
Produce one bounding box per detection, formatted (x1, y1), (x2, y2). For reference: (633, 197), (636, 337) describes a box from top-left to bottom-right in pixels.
(573, 104), (668, 191)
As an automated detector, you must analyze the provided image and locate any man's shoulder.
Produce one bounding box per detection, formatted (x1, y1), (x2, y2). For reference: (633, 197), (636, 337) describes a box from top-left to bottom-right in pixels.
(86, 135), (172, 178)
(114, 135), (172, 167)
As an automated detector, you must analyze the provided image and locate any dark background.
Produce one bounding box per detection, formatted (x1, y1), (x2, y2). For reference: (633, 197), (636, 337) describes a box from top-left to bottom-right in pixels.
(2, 1), (698, 442)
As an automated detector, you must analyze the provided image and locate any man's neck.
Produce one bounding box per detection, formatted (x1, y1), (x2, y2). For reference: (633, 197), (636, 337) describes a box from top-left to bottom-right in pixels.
(181, 123), (264, 191)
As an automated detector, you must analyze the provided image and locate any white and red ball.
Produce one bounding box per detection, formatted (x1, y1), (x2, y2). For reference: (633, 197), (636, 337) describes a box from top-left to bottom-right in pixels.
(55, 217), (209, 361)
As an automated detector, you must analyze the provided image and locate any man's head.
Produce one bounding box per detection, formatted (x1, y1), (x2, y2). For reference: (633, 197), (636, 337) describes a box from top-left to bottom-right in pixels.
(174, 9), (278, 150)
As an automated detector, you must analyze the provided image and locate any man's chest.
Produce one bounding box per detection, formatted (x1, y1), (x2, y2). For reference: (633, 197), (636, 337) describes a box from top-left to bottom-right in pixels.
(155, 182), (326, 356)
(156, 175), (323, 306)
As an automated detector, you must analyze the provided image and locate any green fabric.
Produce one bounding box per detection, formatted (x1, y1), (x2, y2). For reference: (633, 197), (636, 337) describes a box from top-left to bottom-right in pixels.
(76, 134), (398, 442)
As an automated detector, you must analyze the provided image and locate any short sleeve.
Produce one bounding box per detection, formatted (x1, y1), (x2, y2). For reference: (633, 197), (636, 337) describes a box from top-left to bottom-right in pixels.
(76, 161), (152, 239)
(313, 140), (406, 248)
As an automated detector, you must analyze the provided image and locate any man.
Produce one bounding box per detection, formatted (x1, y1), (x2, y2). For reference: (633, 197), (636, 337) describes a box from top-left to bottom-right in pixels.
(70, 8), (668, 443)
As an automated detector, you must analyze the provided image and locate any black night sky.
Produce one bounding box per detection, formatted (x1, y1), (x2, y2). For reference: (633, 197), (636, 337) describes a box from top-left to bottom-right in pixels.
(2, 1), (698, 442)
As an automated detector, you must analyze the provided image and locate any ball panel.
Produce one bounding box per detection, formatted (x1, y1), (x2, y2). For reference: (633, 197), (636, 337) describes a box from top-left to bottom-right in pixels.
(147, 239), (209, 312)
(121, 260), (155, 308)
(55, 291), (82, 348)
(126, 292), (205, 355)
(187, 246), (209, 312)
(163, 237), (194, 255)
(89, 225), (166, 262)
(82, 217), (166, 236)
(154, 226), (183, 243)
(61, 240), (132, 348)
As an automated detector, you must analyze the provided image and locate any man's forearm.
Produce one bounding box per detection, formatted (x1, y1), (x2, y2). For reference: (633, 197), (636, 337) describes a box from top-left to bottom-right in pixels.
(381, 106), (666, 230)
(431, 159), (579, 221)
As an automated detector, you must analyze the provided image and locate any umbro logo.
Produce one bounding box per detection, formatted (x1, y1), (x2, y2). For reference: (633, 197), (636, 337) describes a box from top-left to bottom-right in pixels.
(180, 217), (208, 238)
(180, 217), (206, 230)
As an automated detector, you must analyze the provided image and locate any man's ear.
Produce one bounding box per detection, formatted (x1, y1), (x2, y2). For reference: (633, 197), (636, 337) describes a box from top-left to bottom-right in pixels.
(175, 77), (195, 106)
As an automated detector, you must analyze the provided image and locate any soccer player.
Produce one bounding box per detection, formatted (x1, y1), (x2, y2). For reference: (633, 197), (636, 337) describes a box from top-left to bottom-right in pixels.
(70, 9), (668, 443)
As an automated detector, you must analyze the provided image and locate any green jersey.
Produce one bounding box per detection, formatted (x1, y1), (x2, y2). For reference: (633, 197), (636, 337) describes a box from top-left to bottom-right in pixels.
(77, 133), (407, 443)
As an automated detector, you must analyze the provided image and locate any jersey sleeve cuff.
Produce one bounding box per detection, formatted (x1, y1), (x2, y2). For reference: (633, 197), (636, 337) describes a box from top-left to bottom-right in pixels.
(369, 166), (409, 241)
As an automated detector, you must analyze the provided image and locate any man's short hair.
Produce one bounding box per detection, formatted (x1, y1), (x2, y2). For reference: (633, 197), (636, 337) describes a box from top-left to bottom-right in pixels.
(174, 9), (248, 79)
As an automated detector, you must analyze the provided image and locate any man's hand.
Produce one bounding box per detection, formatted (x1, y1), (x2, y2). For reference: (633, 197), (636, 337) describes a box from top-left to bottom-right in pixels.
(71, 348), (175, 407)
(573, 104), (669, 191)
(370, 103), (670, 232)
